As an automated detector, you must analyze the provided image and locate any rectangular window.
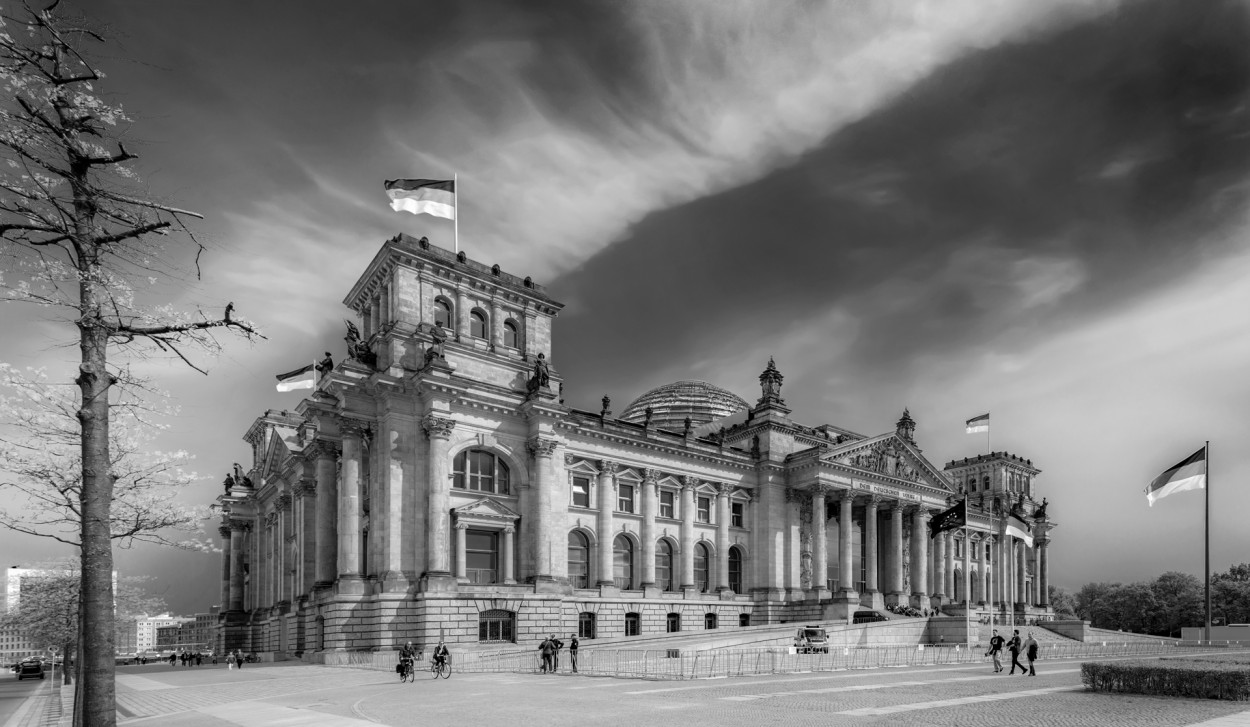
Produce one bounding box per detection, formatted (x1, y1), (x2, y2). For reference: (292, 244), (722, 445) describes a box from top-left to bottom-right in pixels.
(731, 502), (745, 527)
(571, 476), (590, 508)
(617, 484), (635, 514)
(659, 490), (675, 518)
(697, 496), (711, 523)
(466, 529), (498, 584)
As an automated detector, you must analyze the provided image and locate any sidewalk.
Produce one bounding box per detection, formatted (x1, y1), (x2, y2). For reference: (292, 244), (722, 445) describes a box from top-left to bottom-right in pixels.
(3, 679), (67, 727)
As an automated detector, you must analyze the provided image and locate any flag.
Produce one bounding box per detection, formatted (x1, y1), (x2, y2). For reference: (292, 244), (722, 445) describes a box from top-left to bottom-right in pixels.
(1004, 510), (1034, 547)
(384, 179), (455, 219)
(1145, 446), (1207, 507)
(965, 413), (990, 434)
(929, 499), (967, 539)
(275, 363), (315, 392)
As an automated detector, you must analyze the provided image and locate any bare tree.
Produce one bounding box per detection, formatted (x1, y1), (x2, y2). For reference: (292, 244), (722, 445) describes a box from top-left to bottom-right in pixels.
(0, 3), (262, 724)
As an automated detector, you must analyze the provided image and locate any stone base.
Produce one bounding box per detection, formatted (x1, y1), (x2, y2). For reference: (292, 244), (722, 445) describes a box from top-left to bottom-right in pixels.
(810, 588), (832, 602)
(719, 589), (737, 601)
(381, 571), (413, 593)
(822, 591), (860, 624)
(335, 577), (368, 596)
(909, 593), (929, 610)
(885, 591), (906, 608)
(861, 589), (886, 612)
(419, 572), (458, 592)
(598, 584), (621, 598)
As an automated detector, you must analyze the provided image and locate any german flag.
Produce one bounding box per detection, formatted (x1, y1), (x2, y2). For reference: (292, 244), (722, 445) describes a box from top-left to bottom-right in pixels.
(1145, 446), (1206, 507)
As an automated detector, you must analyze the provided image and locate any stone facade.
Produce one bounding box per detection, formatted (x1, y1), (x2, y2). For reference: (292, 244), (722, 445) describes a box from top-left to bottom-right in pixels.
(215, 235), (1056, 659)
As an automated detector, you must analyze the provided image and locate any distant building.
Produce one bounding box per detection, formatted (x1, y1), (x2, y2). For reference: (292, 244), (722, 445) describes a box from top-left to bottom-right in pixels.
(2, 567), (116, 664)
(216, 236), (1057, 659)
(136, 614), (186, 653)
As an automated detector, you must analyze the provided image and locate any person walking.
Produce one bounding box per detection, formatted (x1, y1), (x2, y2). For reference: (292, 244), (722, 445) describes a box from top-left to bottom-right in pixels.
(1007, 630), (1026, 675)
(227, 651), (234, 670)
(569, 634), (579, 674)
(987, 629), (1005, 673)
(1024, 632), (1039, 676)
(234, 650), (244, 670)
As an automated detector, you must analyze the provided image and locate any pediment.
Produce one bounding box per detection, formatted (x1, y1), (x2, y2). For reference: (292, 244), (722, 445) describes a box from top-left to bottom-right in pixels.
(260, 427), (296, 481)
(823, 433), (953, 492)
(454, 497), (520, 524)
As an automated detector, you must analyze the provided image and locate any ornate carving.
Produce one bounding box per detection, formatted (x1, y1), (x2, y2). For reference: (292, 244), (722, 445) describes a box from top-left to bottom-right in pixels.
(895, 408), (916, 445)
(1034, 497), (1049, 520)
(749, 487), (762, 502)
(751, 435), (761, 459)
(275, 493), (292, 511)
(503, 525), (516, 535)
(680, 475), (699, 491)
(527, 437), (558, 458)
(339, 417), (373, 439)
(840, 489), (855, 504)
(344, 318), (395, 369)
(867, 494), (883, 507)
(295, 479), (316, 498)
(526, 353), (551, 396)
(600, 395), (612, 419)
(758, 357), (785, 405)
(598, 459), (619, 475)
(643, 406), (654, 429)
(308, 439), (341, 461)
(228, 518), (252, 532)
(643, 468), (660, 485)
(811, 483), (833, 497)
(421, 414), (455, 439)
(564, 453), (578, 466)
(218, 525), (231, 539)
(717, 482), (733, 497)
(454, 522), (470, 531)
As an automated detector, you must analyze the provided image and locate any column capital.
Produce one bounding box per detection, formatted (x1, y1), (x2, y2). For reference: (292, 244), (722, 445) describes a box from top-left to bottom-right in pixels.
(811, 483), (834, 497)
(275, 492), (292, 511)
(1036, 537), (1050, 548)
(294, 479), (316, 498)
(891, 500), (907, 513)
(749, 487), (762, 502)
(307, 438), (341, 461)
(228, 518), (252, 532)
(643, 468), (661, 485)
(840, 489), (855, 504)
(717, 482), (733, 497)
(338, 417), (373, 439)
(218, 525), (232, 539)
(598, 459), (619, 475)
(681, 475), (700, 491)
(866, 494), (884, 507)
(503, 525), (516, 535)
(528, 437), (559, 458)
(421, 413), (456, 439)
(454, 522), (470, 531)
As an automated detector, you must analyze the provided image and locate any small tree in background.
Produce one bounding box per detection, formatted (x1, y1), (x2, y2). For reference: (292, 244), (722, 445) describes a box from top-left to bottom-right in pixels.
(0, 3), (262, 724)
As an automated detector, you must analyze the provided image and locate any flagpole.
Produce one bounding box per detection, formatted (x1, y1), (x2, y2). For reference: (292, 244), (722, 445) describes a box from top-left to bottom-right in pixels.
(454, 173), (459, 254)
(1205, 439), (1211, 642)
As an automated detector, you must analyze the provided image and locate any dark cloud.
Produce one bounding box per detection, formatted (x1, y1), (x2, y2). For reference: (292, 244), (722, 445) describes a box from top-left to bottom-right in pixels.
(550, 0), (1250, 411)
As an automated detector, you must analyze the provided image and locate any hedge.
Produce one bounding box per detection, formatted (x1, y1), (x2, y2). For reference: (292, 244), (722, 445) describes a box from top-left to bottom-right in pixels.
(1082, 660), (1250, 700)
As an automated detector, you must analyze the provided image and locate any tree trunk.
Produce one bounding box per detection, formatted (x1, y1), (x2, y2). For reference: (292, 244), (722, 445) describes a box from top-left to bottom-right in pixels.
(77, 253), (117, 727)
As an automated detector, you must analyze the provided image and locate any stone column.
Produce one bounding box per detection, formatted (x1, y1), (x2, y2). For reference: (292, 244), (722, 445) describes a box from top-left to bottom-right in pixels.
(422, 414), (455, 578)
(338, 426), (364, 580)
(490, 301), (503, 349)
(810, 486), (829, 597)
(278, 493), (294, 603)
(864, 496), (880, 605)
(641, 470), (659, 588)
(380, 412), (417, 591)
(838, 491), (856, 597)
(931, 526), (946, 605)
(219, 525), (231, 609)
(910, 508), (929, 608)
(680, 477), (697, 590)
(962, 533), (972, 604)
(888, 501), (904, 606)
(528, 438), (558, 582)
(716, 483), (732, 593)
(1016, 539), (1027, 607)
(229, 520), (248, 611)
(456, 290), (470, 339)
(502, 526), (516, 584)
(979, 536), (990, 604)
(1037, 538), (1050, 606)
(313, 442), (339, 588)
(944, 531), (955, 600)
(596, 460), (618, 586)
(454, 522), (468, 581)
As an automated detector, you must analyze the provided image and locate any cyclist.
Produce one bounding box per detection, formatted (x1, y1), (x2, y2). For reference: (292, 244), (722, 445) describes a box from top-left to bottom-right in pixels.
(398, 641), (417, 679)
(431, 639), (450, 671)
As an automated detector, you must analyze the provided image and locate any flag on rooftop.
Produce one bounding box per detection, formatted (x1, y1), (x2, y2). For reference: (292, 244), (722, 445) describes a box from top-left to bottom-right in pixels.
(1005, 510), (1034, 547)
(1145, 446), (1207, 507)
(929, 498), (967, 539)
(384, 178), (455, 219)
(965, 413), (989, 434)
(275, 363), (316, 392)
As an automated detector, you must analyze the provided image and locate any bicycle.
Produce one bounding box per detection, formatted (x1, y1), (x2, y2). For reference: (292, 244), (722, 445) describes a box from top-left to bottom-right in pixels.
(398, 658), (415, 683)
(430, 655), (451, 679)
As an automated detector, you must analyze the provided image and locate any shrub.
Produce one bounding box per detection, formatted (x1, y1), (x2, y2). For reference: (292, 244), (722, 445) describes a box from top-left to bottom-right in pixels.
(1082, 660), (1250, 700)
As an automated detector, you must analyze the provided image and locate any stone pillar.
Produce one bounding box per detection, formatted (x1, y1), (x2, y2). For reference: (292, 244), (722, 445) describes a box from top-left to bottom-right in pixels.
(979, 536), (990, 604)
(454, 522), (468, 581)
(888, 502), (904, 606)
(219, 525), (231, 609)
(278, 493), (294, 604)
(838, 491), (855, 597)
(716, 483), (732, 593)
(811, 486), (829, 598)
(528, 438), (558, 583)
(1016, 539), (1027, 607)
(456, 290), (470, 340)
(380, 412), (417, 591)
(1037, 538), (1049, 606)
(864, 496), (881, 608)
(931, 526), (946, 606)
(910, 508), (928, 608)
(962, 533), (972, 604)
(337, 427), (364, 580)
(296, 481), (316, 597)
(641, 470), (659, 588)
(313, 442), (339, 588)
(502, 526), (516, 584)
(369, 297), (381, 338)
(944, 531), (955, 600)
(680, 477), (697, 590)
(490, 301), (503, 349)
(229, 520), (247, 611)
(596, 460), (618, 587)
(422, 414), (455, 579)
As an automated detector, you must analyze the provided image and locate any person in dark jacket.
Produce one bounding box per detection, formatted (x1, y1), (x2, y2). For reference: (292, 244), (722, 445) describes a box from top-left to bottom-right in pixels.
(987, 629), (1005, 673)
(1024, 632), (1039, 676)
(1007, 630), (1026, 675)
(538, 636), (554, 673)
(569, 634), (579, 674)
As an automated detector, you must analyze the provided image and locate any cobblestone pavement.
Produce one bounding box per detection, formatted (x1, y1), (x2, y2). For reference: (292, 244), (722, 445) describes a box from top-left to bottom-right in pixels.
(11, 653), (1250, 727)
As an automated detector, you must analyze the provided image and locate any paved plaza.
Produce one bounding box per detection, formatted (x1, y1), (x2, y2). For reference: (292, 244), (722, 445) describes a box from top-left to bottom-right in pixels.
(7, 653), (1250, 727)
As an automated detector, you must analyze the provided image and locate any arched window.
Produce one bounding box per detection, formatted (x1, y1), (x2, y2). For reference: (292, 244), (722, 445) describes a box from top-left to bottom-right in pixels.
(625, 612), (640, 636)
(478, 609), (515, 643)
(469, 309), (488, 339)
(434, 297), (453, 329)
(568, 531), (590, 589)
(655, 540), (673, 591)
(578, 611), (596, 639)
(982, 475), (990, 491)
(613, 535), (633, 590)
(728, 546), (743, 593)
(968, 476), (976, 492)
(704, 613), (718, 630)
(503, 320), (519, 348)
(666, 612), (681, 633)
(453, 450), (511, 494)
(694, 543), (710, 592)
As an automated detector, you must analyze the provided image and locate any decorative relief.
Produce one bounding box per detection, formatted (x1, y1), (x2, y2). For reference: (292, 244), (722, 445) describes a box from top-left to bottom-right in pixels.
(218, 525), (231, 539)
(527, 438), (558, 458)
(749, 487), (761, 503)
(228, 518), (251, 532)
(421, 414), (455, 439)
(275, 493), (292, 511)
(717, 482), (733, 497)
(643, 468), (660, 485)
(338, 417), (373, 440)
(564, 453), (577, 466)
(680, 475), (699, 491)
(295, 480), (316, 498)
(598, 459), (619, 475)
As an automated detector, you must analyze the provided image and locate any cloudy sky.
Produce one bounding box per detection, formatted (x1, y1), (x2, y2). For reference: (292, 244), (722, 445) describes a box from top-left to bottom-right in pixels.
(2, 0), (1248, 616)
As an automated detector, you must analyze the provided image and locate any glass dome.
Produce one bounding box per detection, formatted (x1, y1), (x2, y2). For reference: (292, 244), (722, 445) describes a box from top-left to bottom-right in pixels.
(619, 380), (749, 432)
